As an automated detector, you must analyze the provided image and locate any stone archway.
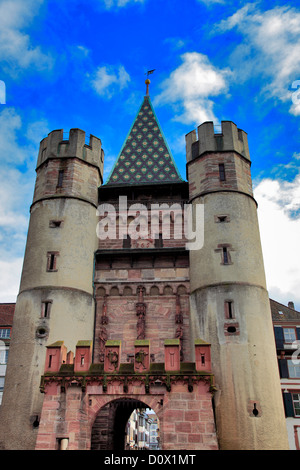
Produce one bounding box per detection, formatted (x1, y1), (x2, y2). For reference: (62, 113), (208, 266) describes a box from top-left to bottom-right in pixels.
(91, 397), (150, 451)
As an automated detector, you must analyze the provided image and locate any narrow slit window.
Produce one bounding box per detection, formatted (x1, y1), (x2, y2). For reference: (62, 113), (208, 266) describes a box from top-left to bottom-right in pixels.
(42, 301), (52, 318)
(219, 163), (226, 181)
(49, 254), (55, 270)
(225, 301), (234, 319)
(223, 246), (229, 264)
(57, 170), (64, 188)
(47, 252), (59, 272)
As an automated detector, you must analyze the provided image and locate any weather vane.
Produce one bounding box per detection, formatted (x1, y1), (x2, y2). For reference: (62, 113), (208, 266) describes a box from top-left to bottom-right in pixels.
(145, 69), (156, 95)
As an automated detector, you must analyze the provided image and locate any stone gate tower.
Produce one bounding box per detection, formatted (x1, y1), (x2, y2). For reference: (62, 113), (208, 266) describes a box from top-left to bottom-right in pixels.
(0, 82), (289, 450)
(186, 121), (289, 449)
(0, 129), (104, 449)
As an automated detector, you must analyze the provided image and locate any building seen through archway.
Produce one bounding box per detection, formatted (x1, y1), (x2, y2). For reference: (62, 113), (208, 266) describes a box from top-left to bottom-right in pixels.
(126, 408), (160, 450)
(91, 398), (160, 451)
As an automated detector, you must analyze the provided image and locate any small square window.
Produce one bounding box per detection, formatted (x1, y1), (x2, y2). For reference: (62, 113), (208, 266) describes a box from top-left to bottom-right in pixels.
(288, 360), (300, 378)
(49, 220), (63, 228)
(284, 328), (296, 343)
(0, 328), (10, 339)
(215, 214), (230, 223)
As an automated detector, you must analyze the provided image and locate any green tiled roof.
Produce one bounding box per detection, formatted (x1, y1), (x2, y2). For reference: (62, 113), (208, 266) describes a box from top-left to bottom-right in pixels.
(105, 95), (183, 186)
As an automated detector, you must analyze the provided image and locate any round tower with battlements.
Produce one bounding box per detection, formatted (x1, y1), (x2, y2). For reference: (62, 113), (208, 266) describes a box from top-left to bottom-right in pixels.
(185, 120), (289, 450)
(0, 129), (104, 450)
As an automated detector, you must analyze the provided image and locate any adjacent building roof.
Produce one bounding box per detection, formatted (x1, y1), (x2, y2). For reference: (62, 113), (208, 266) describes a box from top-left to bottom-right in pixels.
(105, 95), (184, 186)
(270, 299), (300, 322)
(0, 303), (15, 326)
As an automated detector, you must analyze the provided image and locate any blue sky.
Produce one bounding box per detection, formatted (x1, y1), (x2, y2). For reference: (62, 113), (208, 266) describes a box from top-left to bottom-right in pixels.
(0, 0), (300, 310)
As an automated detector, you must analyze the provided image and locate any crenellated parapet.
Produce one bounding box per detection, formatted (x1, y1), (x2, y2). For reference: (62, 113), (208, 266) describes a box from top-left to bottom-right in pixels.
(37, 128), (104, 174)
(185, 121), (250, 163)
(41, 338), (214, 394)
(32, 128), (104, 206)
(186, 120), (253, 200)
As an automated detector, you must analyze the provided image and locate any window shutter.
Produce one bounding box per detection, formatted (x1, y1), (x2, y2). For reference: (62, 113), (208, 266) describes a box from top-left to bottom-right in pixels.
(278, 359), (289, 378)
(283, 392), (294, 417)
(274, 327), (284, 349)
(296, 328), (300, 341)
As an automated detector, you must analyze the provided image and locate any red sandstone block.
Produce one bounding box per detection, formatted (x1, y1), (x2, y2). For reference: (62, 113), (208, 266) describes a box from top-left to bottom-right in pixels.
(161, 422), (175, 433)
(168, 392), (181, 399)
(184, 410), (200, 421)
(170, 383), (187, 393)
(205, 422), (216, 433)
(199, 409), (214, 421)
(180, 392), (196, 400)
(168, 400), (187, 410)
(36, 443), (51, 450)
(187, 401), (201, 410)
(201, 399), (213, 409)
(175, 422), (191, 433)
(203, 434), (217, 446)
(164, 409), (184, 421)
(188, 433), (203, 443)
(44, 400), (59, 410)
(176, 433), (188, 444)
(163, 433), (178, 444)
(68, 422), (81, 433)
(191, 422), (206, 434)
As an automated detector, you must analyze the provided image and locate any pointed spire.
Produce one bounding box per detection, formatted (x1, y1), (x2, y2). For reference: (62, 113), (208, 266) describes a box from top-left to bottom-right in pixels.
(105, 90), (184, 186)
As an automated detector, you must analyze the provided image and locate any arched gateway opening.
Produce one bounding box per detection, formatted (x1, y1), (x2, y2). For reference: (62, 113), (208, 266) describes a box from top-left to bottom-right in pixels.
(91, 398), (157, 450)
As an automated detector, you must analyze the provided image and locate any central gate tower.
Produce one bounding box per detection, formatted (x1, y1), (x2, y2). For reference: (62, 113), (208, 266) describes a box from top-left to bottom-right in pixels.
(0, 80), (288, 450)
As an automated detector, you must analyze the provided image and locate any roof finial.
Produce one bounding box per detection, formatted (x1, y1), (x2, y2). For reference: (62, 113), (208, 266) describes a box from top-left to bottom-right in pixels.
(145, 69), (155, 95)
(145, 78), (150, 96)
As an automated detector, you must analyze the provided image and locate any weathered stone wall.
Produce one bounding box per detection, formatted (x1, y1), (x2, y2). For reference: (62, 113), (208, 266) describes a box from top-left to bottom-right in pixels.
(0, 129), (103, 450)
(185, 121), (289, 450)
(35, 380), (218, 451)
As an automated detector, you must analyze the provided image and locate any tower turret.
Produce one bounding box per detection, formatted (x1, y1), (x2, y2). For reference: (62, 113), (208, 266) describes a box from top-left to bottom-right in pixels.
(186, 120), (289, 450)
(0, 128), (104, 450)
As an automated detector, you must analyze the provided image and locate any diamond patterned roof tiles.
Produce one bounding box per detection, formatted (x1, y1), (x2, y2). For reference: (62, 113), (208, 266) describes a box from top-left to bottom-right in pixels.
(105, 95), (184, 186)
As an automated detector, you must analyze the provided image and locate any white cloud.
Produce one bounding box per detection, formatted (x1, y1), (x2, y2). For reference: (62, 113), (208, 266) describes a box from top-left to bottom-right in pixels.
(215, 5), (300, 109)
(76, 45), (90, 57)
(0, 107), (49, 302)
(102, 0), (145, 8)
(0, 0), (52, 75)
(254, 173), (300, 311)
(290, 80), (300, 116)
(0, 258), (23, 303)
(196, 0), (225, 5)
(91, 65), (130, 99)
(164, 37), (188, 50)
(154, 52), (230, 125)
